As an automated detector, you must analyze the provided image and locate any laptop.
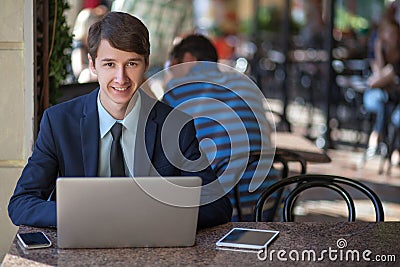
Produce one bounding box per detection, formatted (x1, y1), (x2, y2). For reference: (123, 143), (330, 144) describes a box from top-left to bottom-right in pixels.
(56, 176), (202, 248)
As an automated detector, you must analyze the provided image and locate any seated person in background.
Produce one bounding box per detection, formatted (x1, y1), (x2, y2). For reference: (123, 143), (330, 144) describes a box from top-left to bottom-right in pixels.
(71, 5), (108, 83)
(389, 105), (400, 164)
(8, 12), (232, 229)
(162, 34), (278, 221)
(363, 12), (400, 156)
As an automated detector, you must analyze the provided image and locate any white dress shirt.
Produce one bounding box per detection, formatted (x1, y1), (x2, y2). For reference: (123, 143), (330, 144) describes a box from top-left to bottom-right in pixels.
(97, 92), (141, 177)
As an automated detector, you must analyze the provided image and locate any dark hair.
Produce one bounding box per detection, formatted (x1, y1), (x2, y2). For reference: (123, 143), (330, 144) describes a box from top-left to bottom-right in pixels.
(170, 34), (218, 63)
(88, 12), (150, 63)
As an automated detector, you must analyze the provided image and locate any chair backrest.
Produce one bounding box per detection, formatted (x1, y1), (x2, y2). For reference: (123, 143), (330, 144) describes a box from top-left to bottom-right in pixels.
(254, 174), (385, 222)
(213, 150), (307, 221)
(214, 151), (277, 221)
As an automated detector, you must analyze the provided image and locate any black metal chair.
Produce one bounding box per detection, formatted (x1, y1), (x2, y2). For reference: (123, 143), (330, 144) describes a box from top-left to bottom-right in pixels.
(381, 122), (400, 175)
(275, 149), (307, 176)
(332, 59), (370, 149)
(262, 150), (307, 222)
(214, 150), (307, 221)
(254, 174), (385, 222)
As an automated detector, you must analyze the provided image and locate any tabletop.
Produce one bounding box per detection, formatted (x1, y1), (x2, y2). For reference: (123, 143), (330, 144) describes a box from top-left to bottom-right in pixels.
(3, 222), (399, 266)
(274, 132), (331, 163)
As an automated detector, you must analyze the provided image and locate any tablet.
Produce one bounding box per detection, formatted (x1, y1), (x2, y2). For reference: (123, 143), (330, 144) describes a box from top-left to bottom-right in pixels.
(216, 227), (279, 250)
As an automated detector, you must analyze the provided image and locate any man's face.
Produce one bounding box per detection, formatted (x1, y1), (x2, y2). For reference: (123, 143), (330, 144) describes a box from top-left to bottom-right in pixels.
(89, 39), (148, 118)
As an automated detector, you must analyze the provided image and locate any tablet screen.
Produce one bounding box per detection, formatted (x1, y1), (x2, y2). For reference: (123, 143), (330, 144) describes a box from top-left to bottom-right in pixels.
(216, 228), (279, 250)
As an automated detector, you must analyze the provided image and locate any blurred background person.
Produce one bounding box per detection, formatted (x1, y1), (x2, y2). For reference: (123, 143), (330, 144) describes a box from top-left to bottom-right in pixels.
(111, 0), (195, 78)
(363, 5), (400, 157)
(390, 104), (400, 164)
(71, 4), (108, 83)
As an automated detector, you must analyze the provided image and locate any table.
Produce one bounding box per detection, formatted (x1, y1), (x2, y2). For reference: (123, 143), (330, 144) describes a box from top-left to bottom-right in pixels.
(274, 132), (331, 163)
(4, 222), (399, 266)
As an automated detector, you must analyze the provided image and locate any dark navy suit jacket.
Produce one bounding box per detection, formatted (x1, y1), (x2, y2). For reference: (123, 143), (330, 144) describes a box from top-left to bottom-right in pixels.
(8, 89), (232, 229)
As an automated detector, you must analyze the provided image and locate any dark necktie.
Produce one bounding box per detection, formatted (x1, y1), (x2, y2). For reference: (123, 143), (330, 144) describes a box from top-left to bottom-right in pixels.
(110, 122), (125, 177)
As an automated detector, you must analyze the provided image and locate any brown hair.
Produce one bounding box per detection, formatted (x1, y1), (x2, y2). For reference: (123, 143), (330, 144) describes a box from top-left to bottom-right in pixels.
(170, 34), (218, 63)
(88, 12), (150, 63)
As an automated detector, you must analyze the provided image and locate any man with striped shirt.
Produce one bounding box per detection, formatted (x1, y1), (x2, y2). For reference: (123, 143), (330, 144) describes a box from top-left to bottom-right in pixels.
(162, 34), (279, 221)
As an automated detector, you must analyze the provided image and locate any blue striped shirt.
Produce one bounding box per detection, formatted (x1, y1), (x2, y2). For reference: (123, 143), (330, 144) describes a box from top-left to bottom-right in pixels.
(163, 62), (278, 219)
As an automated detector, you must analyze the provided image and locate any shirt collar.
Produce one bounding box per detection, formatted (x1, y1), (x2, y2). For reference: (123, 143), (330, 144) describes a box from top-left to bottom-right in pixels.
(167, 61), (220, 89)
(98, 91), (142, 138)
(189, 61), (219, 74)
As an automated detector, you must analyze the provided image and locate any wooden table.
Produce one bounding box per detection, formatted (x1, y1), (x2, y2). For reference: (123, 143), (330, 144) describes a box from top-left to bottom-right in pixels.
(274, 132), (331, 163)
(3, 222), (399, 266)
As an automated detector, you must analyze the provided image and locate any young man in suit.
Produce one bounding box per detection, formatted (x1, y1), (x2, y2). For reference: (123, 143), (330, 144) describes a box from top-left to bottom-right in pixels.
(8, 12), (232, 229)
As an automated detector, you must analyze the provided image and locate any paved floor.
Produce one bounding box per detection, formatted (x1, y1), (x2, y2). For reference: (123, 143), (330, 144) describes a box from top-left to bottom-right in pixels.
(295, 149), (400, 222)
(273, 99), (400, 222)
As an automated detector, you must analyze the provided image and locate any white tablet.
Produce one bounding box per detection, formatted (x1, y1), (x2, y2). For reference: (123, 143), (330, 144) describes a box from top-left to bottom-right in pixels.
(216, 227), (279, 250)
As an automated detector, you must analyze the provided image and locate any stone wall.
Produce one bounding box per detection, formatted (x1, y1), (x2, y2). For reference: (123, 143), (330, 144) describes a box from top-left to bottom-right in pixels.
(0, 0), (34, 262)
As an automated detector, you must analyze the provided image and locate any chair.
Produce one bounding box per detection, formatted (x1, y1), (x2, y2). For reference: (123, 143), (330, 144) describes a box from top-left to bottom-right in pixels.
(333, 59), (370, 149)
(254, 174), (385, 222)
(57, 82), (99, 103)
(214, 150), (307, 221)
(358, 113), (395, 175)
(357, 91), (398, 174)
(262, 150), (308, 222)
(275, 149), (307, 176)
(386, 125), (400, 175)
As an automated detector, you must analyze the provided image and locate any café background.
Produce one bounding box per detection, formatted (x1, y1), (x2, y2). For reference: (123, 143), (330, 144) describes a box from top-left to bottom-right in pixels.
(0, 0), (388, 263)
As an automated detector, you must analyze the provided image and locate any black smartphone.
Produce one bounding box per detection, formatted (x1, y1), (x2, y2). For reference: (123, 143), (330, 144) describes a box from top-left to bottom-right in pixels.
(17, 232), (52, 249)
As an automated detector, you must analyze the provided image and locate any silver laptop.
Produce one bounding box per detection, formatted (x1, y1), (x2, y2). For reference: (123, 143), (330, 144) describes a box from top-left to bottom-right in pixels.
(56, 176), (202, 248)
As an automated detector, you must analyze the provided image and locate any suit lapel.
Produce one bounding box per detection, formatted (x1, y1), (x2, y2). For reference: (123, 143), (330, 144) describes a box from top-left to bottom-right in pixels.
(134, 91), (157, 176)
(79, 89), (158, 177)
(81, 89), (100, 176)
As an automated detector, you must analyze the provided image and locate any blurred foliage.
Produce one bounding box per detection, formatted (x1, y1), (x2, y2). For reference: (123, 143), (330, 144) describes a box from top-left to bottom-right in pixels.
(239, 2), (372, 36)
(48, 0), (73, 104)
(335, 6), (370, 34)
(238, 5), (284, 34)
(257, 6), (282, 32)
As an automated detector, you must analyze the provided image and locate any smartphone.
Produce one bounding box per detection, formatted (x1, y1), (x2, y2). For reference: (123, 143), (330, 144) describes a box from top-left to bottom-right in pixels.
(17, 232), (52, 249)
(216, 227), (279, 250)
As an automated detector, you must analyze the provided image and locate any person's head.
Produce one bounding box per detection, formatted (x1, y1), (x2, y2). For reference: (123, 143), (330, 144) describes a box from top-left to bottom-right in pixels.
(169, 34), (218, 65)
(87, 12), (150, 119)
(88, 11), (150, 64)
(73, 5), (108, 45)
